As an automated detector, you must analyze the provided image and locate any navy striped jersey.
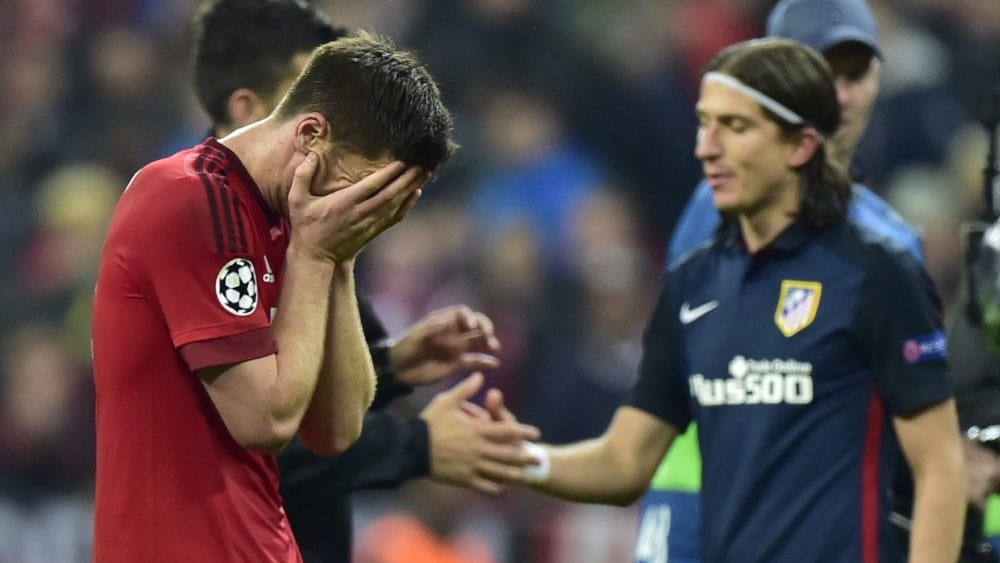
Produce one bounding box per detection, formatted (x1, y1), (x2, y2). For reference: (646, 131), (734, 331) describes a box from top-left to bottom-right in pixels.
(629, 218), (951, 562)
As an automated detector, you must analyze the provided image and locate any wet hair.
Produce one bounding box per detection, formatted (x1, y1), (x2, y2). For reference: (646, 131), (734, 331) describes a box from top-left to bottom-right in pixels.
(191, 0), (346, 128)
(705, 38), (851, 226)
(273, 32), (457, 172)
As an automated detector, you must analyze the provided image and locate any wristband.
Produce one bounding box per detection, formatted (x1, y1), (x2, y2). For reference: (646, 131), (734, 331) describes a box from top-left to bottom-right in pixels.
(521, 442), (551, 484)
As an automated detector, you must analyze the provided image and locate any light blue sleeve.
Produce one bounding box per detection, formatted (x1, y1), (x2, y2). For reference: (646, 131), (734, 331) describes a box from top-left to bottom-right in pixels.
(848, 183), (926, 264)
(667, 180), (721, 267)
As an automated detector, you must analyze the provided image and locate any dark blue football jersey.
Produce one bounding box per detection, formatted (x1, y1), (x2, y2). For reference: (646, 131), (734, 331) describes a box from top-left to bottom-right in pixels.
(629, 219), (952, 562)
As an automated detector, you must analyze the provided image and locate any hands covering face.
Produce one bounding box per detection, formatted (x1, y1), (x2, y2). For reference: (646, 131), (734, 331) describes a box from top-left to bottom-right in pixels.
(286, 154), (426, 263)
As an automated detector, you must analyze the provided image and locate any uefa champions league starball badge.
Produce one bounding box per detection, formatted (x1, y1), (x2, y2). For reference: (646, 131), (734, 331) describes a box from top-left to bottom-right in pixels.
(216, 257), (259, 316)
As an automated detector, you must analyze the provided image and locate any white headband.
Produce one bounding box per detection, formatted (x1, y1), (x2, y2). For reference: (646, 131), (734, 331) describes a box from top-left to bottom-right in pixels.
(703, 72), (804, 125)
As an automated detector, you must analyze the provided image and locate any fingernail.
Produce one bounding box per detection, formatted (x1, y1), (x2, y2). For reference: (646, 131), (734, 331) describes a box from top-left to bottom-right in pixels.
(306, 153), (317, 163)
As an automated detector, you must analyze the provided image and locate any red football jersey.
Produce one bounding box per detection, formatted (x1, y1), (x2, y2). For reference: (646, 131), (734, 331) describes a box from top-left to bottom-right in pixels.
(92, 139), (301, 562)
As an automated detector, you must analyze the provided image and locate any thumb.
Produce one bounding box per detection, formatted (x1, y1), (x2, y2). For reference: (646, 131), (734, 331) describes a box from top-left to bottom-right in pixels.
(485, 387), (513, 422)
(441, 372), (484, 404)
(289, 152), (320, 202)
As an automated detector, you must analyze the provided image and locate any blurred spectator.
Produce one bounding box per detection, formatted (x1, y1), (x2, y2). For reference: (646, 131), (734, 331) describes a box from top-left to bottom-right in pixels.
(520, 187), (657, 444)
(9, 163), (119, 343)
(354, 481), (504, 563)
(62, 25), (187, 176)
(885, 165), (971, 312)
(0, 321), (93, 502)
(895, 0), (1000, 114)
(0, 320), (95, 563)
(360, 202), (477, 337)
(468, 84), (608, 275)
(533, 503), (640, 563)
(858, 0), (971, 188)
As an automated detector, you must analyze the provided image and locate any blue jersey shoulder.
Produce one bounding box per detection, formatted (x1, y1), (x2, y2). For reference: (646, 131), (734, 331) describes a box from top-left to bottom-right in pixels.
(668, 181), (718, 266)
(667, 181), (925, 266)
(847, 185), (925, 263)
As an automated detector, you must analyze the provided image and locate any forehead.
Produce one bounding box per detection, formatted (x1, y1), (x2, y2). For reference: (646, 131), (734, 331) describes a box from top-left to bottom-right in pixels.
(335, 151), (394, 177)
(696, 80), (769, 121)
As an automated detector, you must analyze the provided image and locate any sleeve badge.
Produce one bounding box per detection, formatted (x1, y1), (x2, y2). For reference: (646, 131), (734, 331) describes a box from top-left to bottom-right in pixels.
(216, 257), (258, 316)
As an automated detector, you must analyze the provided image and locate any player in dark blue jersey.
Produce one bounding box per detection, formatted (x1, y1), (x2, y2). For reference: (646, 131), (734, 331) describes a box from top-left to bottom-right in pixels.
(512, 38), (966, 562)
(636, 2), (923, 561)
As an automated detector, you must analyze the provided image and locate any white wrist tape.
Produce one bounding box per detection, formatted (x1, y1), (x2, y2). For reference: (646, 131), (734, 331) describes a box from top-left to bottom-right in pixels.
(521, 442), (551, 484)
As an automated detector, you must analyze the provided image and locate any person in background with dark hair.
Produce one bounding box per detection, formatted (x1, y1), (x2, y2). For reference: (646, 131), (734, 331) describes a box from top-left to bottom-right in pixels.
(192, 0), (346, 138)
(189, 1), (540, 561)
(504, 37), (966, 562)
(92, 31), (462, 561)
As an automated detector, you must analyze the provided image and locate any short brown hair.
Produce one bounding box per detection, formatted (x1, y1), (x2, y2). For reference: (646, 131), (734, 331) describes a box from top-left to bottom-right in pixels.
(273, 31), (456, 171)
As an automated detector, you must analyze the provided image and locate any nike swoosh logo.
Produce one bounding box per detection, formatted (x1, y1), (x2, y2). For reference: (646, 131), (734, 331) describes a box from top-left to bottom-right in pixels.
(679, 300), (719, 324)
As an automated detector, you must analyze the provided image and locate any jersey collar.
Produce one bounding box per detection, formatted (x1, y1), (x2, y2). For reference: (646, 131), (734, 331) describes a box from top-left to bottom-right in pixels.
(205, 137), (282, 225)
(720, 218), (822, 258)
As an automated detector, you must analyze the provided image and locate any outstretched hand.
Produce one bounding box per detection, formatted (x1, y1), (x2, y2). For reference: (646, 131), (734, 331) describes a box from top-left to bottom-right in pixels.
(421, 373), (540, 496)
(286, 153), (426, 263)
(390, 305), (501, 387)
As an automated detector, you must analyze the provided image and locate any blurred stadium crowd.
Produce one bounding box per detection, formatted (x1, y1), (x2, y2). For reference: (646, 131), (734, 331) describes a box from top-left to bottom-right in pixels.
(0, 0), (997, 561)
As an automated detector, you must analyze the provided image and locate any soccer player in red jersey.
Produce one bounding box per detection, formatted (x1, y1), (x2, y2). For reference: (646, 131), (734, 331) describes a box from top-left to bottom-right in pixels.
(91, 33), (455, 561)
(189, 3), (541, 561)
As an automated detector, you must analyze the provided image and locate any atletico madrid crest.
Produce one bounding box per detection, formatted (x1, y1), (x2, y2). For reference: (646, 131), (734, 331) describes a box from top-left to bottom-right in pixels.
(774, 280), (822, 337)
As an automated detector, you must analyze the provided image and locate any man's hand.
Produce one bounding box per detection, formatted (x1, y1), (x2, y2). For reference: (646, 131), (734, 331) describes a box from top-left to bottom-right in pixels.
(389, 306), (501, 387)
(965, 439), (1000, 509)
(421, 373), (540, 495)
(287, 153), (426, 263)
(485, 386), (516, 423)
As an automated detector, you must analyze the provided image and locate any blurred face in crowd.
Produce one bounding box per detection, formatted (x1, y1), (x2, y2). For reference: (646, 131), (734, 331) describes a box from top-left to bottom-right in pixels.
(824, 42), (881, 164)
(695, 79), (802, 220)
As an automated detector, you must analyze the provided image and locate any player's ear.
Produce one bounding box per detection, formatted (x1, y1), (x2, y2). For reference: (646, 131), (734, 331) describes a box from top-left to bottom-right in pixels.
(292, 113), (331, 158)
(786, 126), (822, 168)
(226, 88), (270, 130)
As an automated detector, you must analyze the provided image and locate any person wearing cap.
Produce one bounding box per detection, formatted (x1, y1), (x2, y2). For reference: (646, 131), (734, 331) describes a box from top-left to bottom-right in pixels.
(505, 36), (965, 562)
(635, 2), (927, 561)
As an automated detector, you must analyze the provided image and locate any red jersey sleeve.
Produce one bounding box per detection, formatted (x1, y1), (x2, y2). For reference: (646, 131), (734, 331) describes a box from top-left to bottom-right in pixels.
(122, 155), (276, 370)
